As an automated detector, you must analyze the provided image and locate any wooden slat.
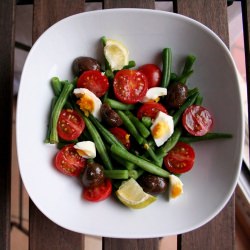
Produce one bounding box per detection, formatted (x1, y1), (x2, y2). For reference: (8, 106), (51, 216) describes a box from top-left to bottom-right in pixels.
(174, 1), (234, 249)
(103, 238), (159, 250)
(32, 0), (86, 42)
(102, 0), (158, 250)
(173, 0), (229, 46)
(0, 0), (15, 249)
(104, 0), (155, 9)
(29, 201), (84, 250)
(30, 1), (85, 249)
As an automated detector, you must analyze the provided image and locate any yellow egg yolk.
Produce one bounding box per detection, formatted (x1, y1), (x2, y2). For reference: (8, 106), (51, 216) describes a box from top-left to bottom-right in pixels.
(76, 149), (87, 157)
(170, 184), (183, 198)
(152, 121), (169, 139)
(77, 94), (94, 116)
(125, 134), (130, 143)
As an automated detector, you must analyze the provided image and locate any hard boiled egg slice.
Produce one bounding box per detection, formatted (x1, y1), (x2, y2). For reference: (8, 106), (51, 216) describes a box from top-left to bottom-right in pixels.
(150, 111), (174, 147)
(169, 175), (184, 199)
(141, 87), (167, 103)
(74, 88), (102, 120)
(74, 141), (96, 159)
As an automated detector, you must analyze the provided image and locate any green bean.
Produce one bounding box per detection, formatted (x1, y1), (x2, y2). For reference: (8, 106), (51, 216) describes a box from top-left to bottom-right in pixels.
(161, 48), (172, 88)
(49, 82), (74, 143)
(170, 72), (178, 82)
(87, 158), (94, 164)
(174, 55), (196, 83)
(111, 153), (135, 170)
(104, 170), (129, 179)
(123, 60), (136, 69)
(182, 54), (196, 75)
(50, 78), (73, 109)
(89, 114), (125, 149)
(179, 132), (233, 143)
(102, 88), (109, 104)
(82, 115), (113, 170)
(128, 169), (144, 179)
(142, 140), (162, 166)
(157, 127), (182, 158)
(101, 36), (107, 46)
(141, 116), (152, 128)
(45, 96), (57, 143)
(104, 98), (135, 110)
(118, 111), (159, 164)
(101, 36), (114, 78)
(188, 87), (199, 97)
(111, 145), (170, 178)
(172, 55), (196, 84)
(51, 77), (63, 96)
(194, 94), (203, 105)
(117, 110), (144, 145)
(105, 69), (114, 79)
(176, 69), (194, 84)
(147, 137), (156, 148)
(173, 91), (199, 126)
(125, 111), (150, 138)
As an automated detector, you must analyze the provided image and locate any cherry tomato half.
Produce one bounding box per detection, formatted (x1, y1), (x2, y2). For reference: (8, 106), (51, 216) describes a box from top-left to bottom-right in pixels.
(164, 142), (195, 174)
(57, 109), (85, 141)
(109, 127), (131, 150)
(83, 178), (112, 202)
(138, 64), (162, 88)
(137, 102), (167, 120)
(113, 69), (148, 104)
(54, 144), (86, 177)
(77, 70), (109, 97)
(182, 105), (213, 136)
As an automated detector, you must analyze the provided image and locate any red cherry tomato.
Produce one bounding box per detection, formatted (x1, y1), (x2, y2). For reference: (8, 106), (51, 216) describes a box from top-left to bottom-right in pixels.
(113, 69), (148, 104)
(137, 102), (167, 120)
(77, 70), (109, 97)
(164, 142), (195, 174)
(54, 144), (86, 177)
(57, 109), (85, 141)
(182, 105), (213, 136)
(83, 178), (112, 202)
(138, 64), (162, 88)
(109, 127), (131, 150)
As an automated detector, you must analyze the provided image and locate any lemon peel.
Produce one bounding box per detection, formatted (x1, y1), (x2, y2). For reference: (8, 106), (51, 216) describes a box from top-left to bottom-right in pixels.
(104, 39), (129, 71)
(116, 178), (157, 209)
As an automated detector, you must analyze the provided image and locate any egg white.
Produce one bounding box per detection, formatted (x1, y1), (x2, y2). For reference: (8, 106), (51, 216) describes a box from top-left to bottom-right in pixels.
(169, 175), (184, 199)
(150, 111), (174, 147)
(141, 87), (167, 103)
(73, 88), (102, 120)
(74, 141), (96, 159)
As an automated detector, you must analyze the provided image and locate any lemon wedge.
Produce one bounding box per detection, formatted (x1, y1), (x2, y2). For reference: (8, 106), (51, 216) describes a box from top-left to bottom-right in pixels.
(104, 39), (129, 71)
(116, 178), (157, 209)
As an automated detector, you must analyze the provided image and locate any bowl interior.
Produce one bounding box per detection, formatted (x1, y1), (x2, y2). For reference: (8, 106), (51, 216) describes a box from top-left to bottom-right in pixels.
(16, 9), (243, 238)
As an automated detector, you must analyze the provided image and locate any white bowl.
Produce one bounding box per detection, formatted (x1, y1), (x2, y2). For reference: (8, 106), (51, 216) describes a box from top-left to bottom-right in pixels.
(16, 9), (244, 238)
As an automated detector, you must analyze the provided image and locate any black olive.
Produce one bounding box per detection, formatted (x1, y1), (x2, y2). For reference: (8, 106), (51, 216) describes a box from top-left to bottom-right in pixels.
(138, 174), (168, 194)
(166, 82), (188, 108)
(81, 162), (105, 188)
(100, 103), (123, 127)
(72, 56), (101, 77)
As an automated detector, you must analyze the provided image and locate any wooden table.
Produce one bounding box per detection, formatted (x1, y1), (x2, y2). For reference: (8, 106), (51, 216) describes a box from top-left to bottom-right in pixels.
(1, 0), (249, 249)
